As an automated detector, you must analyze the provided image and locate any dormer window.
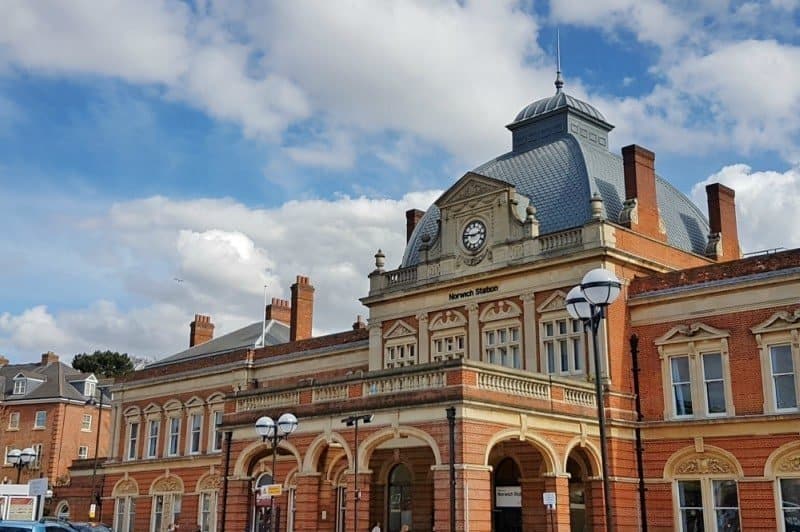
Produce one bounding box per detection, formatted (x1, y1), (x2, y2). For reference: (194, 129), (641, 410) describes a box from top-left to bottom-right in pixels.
(13, 379), (26, 395)
(85, 381), (96, 398)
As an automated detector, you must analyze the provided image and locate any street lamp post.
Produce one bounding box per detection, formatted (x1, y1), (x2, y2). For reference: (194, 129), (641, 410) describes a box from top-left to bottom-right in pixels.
(255, 413), (298, 532)
(341, 414), (373, 532)
(6, 447), (37, 483)
(566, 267), (622, 532)
(86, 387), (106, 521)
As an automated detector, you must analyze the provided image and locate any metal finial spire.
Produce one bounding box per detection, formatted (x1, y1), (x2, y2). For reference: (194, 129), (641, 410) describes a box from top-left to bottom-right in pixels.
(555, 28), (564, 93)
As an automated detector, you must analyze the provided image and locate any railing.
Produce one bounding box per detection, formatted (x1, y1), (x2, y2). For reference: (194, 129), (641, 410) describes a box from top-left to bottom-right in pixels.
(312, 385), (349, 403)
(385, 266), (418, 287)
(478, 373), (550, 400)
(564, 388), (596, 407)
(539, 228), (583, 253)
(237, 391), (299, 412)
(363, 370), (447, 395)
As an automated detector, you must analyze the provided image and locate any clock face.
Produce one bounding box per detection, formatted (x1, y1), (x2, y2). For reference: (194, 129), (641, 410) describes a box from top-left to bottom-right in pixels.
(462, 220), (487, 251)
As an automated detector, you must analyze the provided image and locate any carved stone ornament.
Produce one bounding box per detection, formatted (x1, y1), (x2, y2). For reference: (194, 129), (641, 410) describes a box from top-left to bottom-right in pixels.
(675, 456), (734, 475)
(153, 476), (182, 493)
(429, 310), (467, 330)
(114, 478), (139, 496)
(383, 320), (416, 339)
(448, 180), (500, 205)
(199, 474), (223, 491)
(777, 454), (800, 473)
(480, 300), (521, 321)
(537, 291), (567, 314)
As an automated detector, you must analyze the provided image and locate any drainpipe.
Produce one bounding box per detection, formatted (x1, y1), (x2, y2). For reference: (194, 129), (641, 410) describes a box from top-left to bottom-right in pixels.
(221, 431), (233, 532)
(446, 407), (456, 532)
(630, 334), (648, 531)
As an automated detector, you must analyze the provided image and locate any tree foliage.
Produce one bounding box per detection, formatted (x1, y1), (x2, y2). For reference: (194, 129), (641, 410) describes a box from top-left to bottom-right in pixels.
(72, 350), (134, 377)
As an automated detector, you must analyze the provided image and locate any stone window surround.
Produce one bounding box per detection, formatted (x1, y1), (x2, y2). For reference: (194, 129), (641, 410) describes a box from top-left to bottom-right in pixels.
(656, 323), (735, 420)
(7, 411), (19, 430)
(765, 441), (800, 532)
(752, 309), (800, 415)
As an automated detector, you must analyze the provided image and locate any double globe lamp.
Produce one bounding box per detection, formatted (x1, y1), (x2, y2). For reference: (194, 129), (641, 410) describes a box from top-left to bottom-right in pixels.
(255, 413), (299, 532)
(6, 447), (37, 483)
(566, 268), (621, 532)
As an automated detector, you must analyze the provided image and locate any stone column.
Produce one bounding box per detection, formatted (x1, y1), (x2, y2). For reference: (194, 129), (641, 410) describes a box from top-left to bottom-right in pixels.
(466, 303), (480, 361)
(417, 312), (430, 364)
(542, 473), (570, 531)
(521, 291), (537, 371)
(294, 472), (322, 531)
(459, 464), (492, 532)
(368, 319), (383, 370)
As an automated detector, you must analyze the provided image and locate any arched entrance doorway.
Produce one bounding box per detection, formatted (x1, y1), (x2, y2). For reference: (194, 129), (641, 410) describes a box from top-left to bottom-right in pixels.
(253, 473), (274, 532)
(493, 458), (522, 532)
(566, 452), (593, 532)
(387, 463), (413, 532)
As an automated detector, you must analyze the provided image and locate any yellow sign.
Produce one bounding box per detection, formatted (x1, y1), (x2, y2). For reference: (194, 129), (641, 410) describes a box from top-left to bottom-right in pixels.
(89, 503), (96, 519)
(266, 484), (282, 497)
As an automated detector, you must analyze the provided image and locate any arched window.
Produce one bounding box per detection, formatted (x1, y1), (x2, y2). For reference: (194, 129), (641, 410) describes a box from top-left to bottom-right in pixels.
(388, 464), (413, 532)
(253, 473), (274, 532)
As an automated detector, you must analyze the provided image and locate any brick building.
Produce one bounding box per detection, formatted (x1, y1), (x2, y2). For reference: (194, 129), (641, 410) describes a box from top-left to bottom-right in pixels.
(81, 75), (800, 532)
(0, 352), (111, 519)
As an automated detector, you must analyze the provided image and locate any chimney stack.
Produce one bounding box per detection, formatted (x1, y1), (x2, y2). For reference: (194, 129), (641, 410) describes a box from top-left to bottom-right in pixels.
(352, 315), (367, 330)
(189, 314), (215, 347)
(0, 355), (8, 367)
(290, 276), (315, 341)
(705, 183), (741, 261)
(620, 145), (667, 242)
(266, 298), (291, 325)
(406, 209), (425, 243)
(41, 351), (59, 366)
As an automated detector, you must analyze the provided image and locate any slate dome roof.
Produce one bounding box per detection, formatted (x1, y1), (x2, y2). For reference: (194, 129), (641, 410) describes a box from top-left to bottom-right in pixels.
(400, 83), (710, 268)
(513, 91), (607, 124)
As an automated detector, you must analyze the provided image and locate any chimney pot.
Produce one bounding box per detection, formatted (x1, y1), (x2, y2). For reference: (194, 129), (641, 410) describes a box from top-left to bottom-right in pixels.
(41, 351), (59, 366)
(406, 209), (425, 243)
(705, 183), (741, 261)
(190, 314), (215, 347)
(266, 297), (292, 325)
(352, 315), (367, 330)
(290, 275), (315, 341)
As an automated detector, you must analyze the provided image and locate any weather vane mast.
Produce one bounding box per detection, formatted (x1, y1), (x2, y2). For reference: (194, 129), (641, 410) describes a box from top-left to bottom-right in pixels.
(555, 28), (564, 93)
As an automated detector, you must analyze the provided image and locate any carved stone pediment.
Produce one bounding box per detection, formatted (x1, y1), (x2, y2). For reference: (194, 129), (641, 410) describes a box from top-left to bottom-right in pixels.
(655, 323), (730, 346)
(752, 308), (800, 335)
(537, 291), (567, 313)
(480, 300), (521, 322)
(777, 454), (800, 473)
(152, 475), (183, 493)
(675, 456), (733, 475)
(114, 478), (140, 496)
(383, 320), (417, 339)
(429, 310), (467, 331)
(198, 474), (223, 491)
(435, 172), (511, 208)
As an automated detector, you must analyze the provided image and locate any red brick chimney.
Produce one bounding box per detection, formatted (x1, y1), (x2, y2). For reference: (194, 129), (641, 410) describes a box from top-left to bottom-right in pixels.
(705, 183), (741, 261)
(290, 276), (314, 341)
(352, 315), (367, 330)
(620, 144), (667, 242)
(189, 314), (214, 347)
(41, 351), (59, 366)
(266, 298), (291, 325)
(406, 209), (425, 243)
(0, 355), (8, 367)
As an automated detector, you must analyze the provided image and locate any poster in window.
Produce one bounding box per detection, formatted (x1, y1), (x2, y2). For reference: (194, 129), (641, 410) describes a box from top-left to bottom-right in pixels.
(7, 496), (36, 520)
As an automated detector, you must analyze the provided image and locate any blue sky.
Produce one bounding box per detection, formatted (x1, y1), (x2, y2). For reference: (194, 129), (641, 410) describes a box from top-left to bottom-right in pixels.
(2, 0), (800, 364)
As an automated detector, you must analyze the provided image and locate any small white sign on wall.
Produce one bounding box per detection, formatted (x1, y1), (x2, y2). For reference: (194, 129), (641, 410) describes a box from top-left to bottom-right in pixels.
(543, 491), (557, 509)
(495, 486), (522, 508)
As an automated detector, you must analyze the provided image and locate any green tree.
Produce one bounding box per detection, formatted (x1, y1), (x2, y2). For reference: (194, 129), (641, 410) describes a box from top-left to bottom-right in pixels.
(72, 350), (134, 377)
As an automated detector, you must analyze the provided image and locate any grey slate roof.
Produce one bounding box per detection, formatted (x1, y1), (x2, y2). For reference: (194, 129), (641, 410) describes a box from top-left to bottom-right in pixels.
(513, 91), (607, 124)
(0, 361), (94, 403)
(147, 319), (290, 368)
(401, 91), (710, 267)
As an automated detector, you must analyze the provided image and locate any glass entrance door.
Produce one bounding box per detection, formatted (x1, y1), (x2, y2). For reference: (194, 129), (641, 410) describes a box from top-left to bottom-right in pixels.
(387, 464), (412, 532)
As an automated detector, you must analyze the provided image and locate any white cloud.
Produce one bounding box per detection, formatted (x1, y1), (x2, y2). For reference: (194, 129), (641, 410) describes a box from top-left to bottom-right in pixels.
(691, 164), (800, 253)
(0, 191), (441, 363)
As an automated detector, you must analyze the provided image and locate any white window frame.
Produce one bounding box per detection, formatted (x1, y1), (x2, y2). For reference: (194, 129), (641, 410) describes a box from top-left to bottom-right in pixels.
(78, 446), (89, 459)
(13, 379), (26, 395)
(31, 443), (42, 469)
(769, 344), (798, 412)
(166, 416), (181, 457)
(674, 478), (741, 531)
(3, 446), (12, 466)
(210, 410), (224, 453)
(753, 312), (800, 414)
(126, 421), (140, 461)
(656, 324), (734, 420)
(540, 316), (585, 376)
(85, 381), (96, 398)
(34, 410), (47, 428)
(8, 411), (20, 430)
(778, 477), (800, 532)
(81, 414), (92, 432)
(198, 490), (218, 532)
(382, 320), (418, 369)
(483, 320), (522, 369)
(431, 331), (466, 362)
(151, 493), (181, 532)
(147, 419), (160, 459)
(188, 412), (203, 455)
(114, 496), (136, 532)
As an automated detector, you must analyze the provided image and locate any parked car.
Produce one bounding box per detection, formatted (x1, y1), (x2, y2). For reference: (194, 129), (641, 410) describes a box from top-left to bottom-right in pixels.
(66, 524), (111, 532)
(0, 520), (77, 532)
